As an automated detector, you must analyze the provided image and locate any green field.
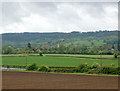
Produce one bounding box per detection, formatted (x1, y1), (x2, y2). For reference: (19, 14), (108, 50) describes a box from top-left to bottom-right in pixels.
(45, 54), (114, 58)
(2, 55), (118, 67)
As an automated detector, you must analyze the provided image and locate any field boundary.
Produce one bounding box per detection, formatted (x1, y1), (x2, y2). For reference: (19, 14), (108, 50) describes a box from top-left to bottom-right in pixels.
(2, 70), (119, 77)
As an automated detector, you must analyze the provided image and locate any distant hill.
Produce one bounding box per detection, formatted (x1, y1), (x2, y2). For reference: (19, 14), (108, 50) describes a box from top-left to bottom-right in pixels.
(2, 30), (118, 48)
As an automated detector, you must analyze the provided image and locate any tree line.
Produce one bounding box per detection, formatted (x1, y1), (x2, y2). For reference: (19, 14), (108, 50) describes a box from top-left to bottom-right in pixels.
(2, 42), (119, 56)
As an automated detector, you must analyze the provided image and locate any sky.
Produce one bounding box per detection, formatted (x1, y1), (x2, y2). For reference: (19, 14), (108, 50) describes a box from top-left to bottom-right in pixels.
(0, 2), (118, 33)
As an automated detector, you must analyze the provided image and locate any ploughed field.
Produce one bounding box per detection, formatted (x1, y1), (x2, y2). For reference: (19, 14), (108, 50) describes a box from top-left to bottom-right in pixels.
(2, 54), (118, 67)
(2, 71), (118, 89)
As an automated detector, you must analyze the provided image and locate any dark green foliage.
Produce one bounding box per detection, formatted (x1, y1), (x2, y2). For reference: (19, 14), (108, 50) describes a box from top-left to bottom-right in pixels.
(27, 42), (31, 49)
(3, 63), (119, 75)
(2, 46), (15, 54)
(91, 62), (100, 69)
(111, 63), (116, 67)
(87, 67), (102, 74)
(114, 53), (118, 58)
(2, 31), (119, 55)
(52, 68), (75, 73)
(26, 63), (38, 71)
(2, 43), (119, 55)
(117, 67), (120, 75)
(2, 31), (118, 48)
(39, 52), (43, 56)
(100, 66), (118, 74)
(49, 66), (76, 69)
(38, 63), (119, 75)
(75, 63), (89, 73)
(38, 66), (50, 72)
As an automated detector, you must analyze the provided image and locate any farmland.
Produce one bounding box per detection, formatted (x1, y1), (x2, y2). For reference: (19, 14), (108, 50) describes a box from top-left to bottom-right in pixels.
(1, 3), (119, 89)
(2, 54), (118, 67)
(2, 71), (118, 89)
(45, 54), (115, 58)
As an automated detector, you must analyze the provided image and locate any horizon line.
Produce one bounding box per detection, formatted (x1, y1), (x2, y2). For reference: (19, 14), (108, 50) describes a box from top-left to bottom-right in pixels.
(1, 30), (118, 34)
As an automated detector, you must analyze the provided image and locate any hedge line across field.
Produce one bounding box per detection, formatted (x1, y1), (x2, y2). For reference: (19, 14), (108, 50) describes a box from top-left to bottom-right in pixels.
(26, 63), (120, 75)
(2, 63), (120, 75)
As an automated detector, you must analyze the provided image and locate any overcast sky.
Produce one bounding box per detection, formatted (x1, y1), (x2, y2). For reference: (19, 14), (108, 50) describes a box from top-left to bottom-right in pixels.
(1, 2), (118, 33)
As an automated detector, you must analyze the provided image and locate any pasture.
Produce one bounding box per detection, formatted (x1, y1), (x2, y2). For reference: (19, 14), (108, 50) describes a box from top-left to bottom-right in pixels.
(2, 55), (118, 67)
(45, 54), (115, 58)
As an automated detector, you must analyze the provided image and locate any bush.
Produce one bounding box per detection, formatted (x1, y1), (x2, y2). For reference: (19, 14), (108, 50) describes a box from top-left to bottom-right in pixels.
(21, 63), (120, 75)
(100, 66), (118, 74)
(91, 62), (100, 69)
(52, 68), (75, 73)
(76, 63), (89, 73)
(87, 69), (95, 74)
(26, 63), (38, 71)
(100, 66), (110, 74)
(117, 67), (120, 75)
(39, 52), (43, 56)
(111, 63), (115, 67)
(114, 53), (118, 58)
(38, 65), (50, 72)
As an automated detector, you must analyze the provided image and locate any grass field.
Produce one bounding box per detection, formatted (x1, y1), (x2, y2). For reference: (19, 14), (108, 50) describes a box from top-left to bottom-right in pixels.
(2, 55), (118, 67)
(45, 54), (115, 58)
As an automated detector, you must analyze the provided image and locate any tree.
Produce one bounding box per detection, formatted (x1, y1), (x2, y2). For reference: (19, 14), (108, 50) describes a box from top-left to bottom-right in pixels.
(59, 44), (65, 53)
(39, 51), (43, 56)
(91, 42), (94, 46)
(28, 42), (31, 49)
(2, 46), (14, 54)
(114, 53), (118, 58)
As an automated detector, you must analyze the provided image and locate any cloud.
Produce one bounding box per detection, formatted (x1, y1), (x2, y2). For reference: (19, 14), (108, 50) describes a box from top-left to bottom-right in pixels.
(1, 2), (118, 33)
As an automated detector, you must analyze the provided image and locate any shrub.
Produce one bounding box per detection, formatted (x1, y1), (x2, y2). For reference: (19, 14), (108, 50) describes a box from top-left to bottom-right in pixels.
(117, 67), (120, 75)
(87, 69), (95, 74)
(91, 62), (100, 69)
(26, 63), (38, 71)
(87, 67), (101, 74)
(100, 66), (118, 74)
(76, 63), (89, 73)
(39, 52), (43, 56)
(114, 53), (118, 58)
(52, 68), (75, 73)
(38, 65), (50, 72)
(111, 63), (115, 67)
(100, 66), (110, 74)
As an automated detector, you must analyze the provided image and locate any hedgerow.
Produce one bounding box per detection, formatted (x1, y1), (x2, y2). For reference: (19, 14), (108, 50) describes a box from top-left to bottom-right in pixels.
(38, 65), (50, 72)
(2, 63), (120, 75)
(26, 63), (38, 71)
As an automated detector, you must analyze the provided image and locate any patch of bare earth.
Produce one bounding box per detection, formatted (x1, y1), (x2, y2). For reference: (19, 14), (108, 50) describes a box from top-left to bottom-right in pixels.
(2, 71), (118, 89)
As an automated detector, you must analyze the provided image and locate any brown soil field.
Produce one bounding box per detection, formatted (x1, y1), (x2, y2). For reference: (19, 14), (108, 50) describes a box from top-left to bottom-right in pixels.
(2, 71), (119, 89)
